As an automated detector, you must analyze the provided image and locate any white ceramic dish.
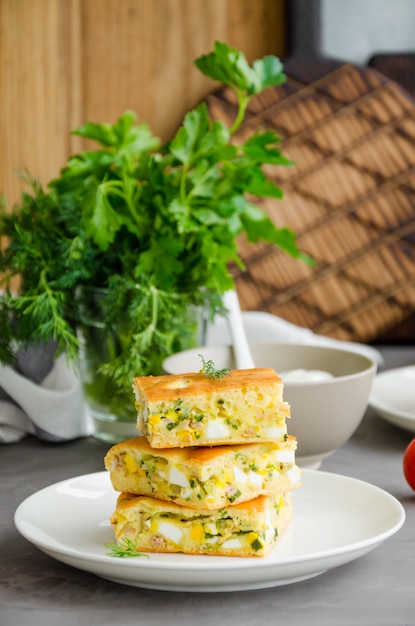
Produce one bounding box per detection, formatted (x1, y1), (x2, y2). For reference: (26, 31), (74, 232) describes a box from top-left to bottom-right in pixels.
(369, 365), (415, 433)
(14, 470), (404, 592)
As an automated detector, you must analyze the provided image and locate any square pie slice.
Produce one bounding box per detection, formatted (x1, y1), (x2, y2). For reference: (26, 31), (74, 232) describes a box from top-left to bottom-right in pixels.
(110, 491), (293, 557)
(133, 368), (290, 448)
(104, 436), (301, 509)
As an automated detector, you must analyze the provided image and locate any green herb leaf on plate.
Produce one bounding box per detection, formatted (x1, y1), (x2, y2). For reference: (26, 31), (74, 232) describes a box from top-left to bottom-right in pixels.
(105, 538), (149, 558)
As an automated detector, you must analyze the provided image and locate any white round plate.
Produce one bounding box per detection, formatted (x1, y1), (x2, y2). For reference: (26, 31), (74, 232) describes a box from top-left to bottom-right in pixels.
(14, 470), (404, 592)
(369, 366), (415, 433)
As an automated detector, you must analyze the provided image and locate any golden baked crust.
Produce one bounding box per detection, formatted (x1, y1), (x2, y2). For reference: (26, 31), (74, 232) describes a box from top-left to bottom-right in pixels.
(134, 368), (283, 402)
(133, 368), (290, 448)
(110, 491), (292, 557)
(104, 436), (301, 509)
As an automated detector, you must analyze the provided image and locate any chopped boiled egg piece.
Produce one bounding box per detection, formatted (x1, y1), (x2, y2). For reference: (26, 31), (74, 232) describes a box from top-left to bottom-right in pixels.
(205, 536), (219, 544)
(233, 466), (248, 484)
(287, 465), (301, 484)
(206, 419), (230, 439)
(123, 453), (137, 474)
(265, 510), (273, 527)
(248, 470), (262, 486)
(204, 522), (217, 535)
(190, 523), (204, 542)
(222, 537), (242, 549)
(263, 425), (287, 438)
(168, 466), (190, 488)
(275, 449), (295, 464)
(157, 521), (183, 544)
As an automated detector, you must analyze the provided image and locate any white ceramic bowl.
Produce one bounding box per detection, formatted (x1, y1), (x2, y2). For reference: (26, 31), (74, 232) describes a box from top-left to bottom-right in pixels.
(163, 343), (377, 469)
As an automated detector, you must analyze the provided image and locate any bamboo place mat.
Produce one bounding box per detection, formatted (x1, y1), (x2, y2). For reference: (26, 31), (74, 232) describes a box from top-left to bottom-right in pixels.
(206, 61), (415, 343)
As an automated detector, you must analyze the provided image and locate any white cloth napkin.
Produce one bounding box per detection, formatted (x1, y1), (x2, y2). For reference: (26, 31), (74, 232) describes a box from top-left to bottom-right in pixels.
(206, 310), (383, 366)
(0, 353), (90, 444)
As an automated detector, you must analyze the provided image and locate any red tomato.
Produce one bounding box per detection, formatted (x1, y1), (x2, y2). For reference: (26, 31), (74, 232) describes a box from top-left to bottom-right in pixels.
(403, 439), (415, 491)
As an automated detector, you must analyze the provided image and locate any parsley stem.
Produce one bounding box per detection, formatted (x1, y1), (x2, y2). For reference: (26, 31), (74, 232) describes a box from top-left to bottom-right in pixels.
(180, 163), (189, 204)
(229, 92), (250, 135)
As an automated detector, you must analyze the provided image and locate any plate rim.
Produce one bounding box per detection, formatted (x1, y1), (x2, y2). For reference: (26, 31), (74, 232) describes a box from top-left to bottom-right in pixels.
(369, 365), (415, 425)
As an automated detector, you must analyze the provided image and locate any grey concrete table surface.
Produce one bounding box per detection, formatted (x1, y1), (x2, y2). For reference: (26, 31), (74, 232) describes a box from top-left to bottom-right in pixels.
(1, 346), (414, 626)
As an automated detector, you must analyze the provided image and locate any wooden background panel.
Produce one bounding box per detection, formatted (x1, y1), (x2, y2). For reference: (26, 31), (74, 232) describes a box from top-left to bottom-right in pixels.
(0, 0), (285, 209)
(0, 0), (76, 205)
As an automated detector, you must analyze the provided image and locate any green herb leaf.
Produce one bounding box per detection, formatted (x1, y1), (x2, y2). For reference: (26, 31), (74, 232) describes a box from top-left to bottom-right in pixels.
(194, 42), (286, 133)
(199, 354), (231, 382)
(85, 181), (127, 250)
(250, 56), (286, 94)
(194, 41), (253, 92)
(243, 131), (294, 166)
(243, 167), (284, 199)
(105, 538), (149, 558)
(73, 110), (159, 155)
(169, 104), (212, 165)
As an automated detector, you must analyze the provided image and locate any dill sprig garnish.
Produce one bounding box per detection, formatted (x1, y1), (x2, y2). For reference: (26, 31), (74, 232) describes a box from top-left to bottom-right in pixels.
(105, 538), (149, 558)
(199, 354), (231, 382)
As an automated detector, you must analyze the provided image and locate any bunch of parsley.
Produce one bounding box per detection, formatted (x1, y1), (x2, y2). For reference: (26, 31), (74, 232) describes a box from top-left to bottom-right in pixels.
(0, 41), (310, 394)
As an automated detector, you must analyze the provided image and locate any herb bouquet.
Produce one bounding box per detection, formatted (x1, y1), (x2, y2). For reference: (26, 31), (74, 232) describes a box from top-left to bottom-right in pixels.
(0, 42), (309, 436)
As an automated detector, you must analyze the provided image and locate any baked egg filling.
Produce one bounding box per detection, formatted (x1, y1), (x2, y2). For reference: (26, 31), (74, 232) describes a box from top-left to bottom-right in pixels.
(145, 403), (289, 444)
(116, 446), (299, 506)
(113, 506), (284, 553)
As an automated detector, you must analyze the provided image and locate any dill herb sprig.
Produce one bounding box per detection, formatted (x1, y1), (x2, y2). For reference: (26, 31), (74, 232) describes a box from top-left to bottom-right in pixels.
(105, 538), (149, 558)
(199, 354), (231, 382)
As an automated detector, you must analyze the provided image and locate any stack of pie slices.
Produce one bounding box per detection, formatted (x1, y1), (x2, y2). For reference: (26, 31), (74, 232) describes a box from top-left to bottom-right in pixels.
(104, 367), (301, 557)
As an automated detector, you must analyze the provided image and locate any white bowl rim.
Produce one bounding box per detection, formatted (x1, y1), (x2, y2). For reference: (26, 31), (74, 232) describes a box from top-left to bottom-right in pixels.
(163, 341), (377, 386)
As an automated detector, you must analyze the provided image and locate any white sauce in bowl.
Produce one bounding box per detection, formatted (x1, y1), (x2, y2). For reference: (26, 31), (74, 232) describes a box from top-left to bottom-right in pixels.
(279, 368), (335, 383)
